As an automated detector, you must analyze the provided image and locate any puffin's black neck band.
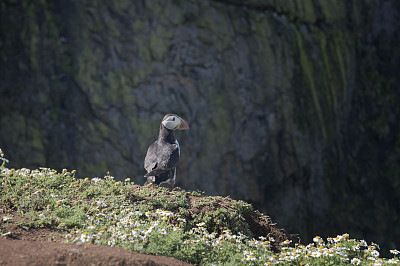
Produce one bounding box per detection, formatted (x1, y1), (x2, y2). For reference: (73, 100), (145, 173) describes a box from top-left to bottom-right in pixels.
(158, 124), (176, 144)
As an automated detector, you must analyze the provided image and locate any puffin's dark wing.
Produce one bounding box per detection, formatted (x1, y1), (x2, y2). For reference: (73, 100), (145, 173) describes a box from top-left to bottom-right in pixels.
(144, 141), (158, 173)
(144, 142), (180, 177)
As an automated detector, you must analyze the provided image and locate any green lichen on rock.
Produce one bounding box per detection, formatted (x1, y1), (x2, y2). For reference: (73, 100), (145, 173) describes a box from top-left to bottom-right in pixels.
(149, 29), (171, 61)
(293, 25), (328, 140)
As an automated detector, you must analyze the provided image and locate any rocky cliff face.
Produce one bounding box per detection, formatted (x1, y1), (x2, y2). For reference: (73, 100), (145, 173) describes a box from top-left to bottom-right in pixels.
(1, 0), (399, 250)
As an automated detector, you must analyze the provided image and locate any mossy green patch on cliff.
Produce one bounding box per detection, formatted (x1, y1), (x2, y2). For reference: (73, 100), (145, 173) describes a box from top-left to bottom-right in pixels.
(249, 18), (276, 88)
(293, 26), (328, 140)
(19, 0), (43, 71)
(161, 1), (184, 26)
(132, 64), (153, 87)
(149, 30), (171, 61)
(316, 30), (338, 113)
(28, 25), (40, 71)
(106, 18), (122, 38)
(291, 25), (354, 143)
(299, 0), (317, 24)
(95, 120), (114, 138)
(333, 35), (350, 99)
(29, 127), (45, 155)
(197, 4), (233, 50)
(318, 0), (346, 23)
(75, 40), (104, 90)
(311, 29), (355, 142)
(208, 93), (233, 147)
(102, 69), (137, 107)
(134, 36), (152, 64)
(271, 0), (359, 24)
(132, 19), (146, 33)
(130, 115), (160, 155)
(194, 91), (236, 177)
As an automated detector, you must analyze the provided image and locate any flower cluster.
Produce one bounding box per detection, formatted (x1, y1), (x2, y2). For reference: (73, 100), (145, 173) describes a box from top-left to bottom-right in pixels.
(64, 203), (400, 266)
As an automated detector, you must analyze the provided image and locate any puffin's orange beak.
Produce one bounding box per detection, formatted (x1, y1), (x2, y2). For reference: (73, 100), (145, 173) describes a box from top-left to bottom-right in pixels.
(178, 118), (189, 130)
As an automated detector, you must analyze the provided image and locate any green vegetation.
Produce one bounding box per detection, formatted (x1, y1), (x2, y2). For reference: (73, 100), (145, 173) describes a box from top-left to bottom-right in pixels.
(0, 149), (399, 265)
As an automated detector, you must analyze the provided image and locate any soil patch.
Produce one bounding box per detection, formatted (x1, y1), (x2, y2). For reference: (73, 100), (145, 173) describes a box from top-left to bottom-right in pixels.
(0, 238), (191, 266)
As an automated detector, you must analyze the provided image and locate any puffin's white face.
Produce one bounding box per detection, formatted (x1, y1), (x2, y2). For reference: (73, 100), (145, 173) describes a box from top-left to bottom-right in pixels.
(161, 114), (189, 130)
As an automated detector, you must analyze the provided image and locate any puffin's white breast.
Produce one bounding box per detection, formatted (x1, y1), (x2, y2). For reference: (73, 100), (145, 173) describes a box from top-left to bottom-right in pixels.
(175, 139), (180, 156)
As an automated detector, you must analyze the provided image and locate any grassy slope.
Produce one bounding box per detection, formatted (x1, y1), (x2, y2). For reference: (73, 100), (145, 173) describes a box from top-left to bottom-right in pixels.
(0, 157), (398, 265)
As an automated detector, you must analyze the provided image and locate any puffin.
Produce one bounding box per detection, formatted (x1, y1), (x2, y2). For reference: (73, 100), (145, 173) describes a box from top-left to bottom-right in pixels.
(144, 114), (189, 189)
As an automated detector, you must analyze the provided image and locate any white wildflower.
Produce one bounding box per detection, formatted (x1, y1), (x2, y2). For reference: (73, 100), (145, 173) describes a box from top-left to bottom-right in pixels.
(158, 228), (167, 235)
(359, 240), (367, 246)
(1, 231), (12, 237)
(2, 216), (13, 222)
(370, 250), (380, 258)
(333, 235), (343, 242)
(80, 232), (91, 243)
(390, 249), (399, 255)
(313, 236), (322, 243)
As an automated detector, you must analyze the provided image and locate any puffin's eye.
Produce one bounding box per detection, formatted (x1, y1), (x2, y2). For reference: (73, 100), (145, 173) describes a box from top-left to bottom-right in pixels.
(172, 117), (175, 121)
